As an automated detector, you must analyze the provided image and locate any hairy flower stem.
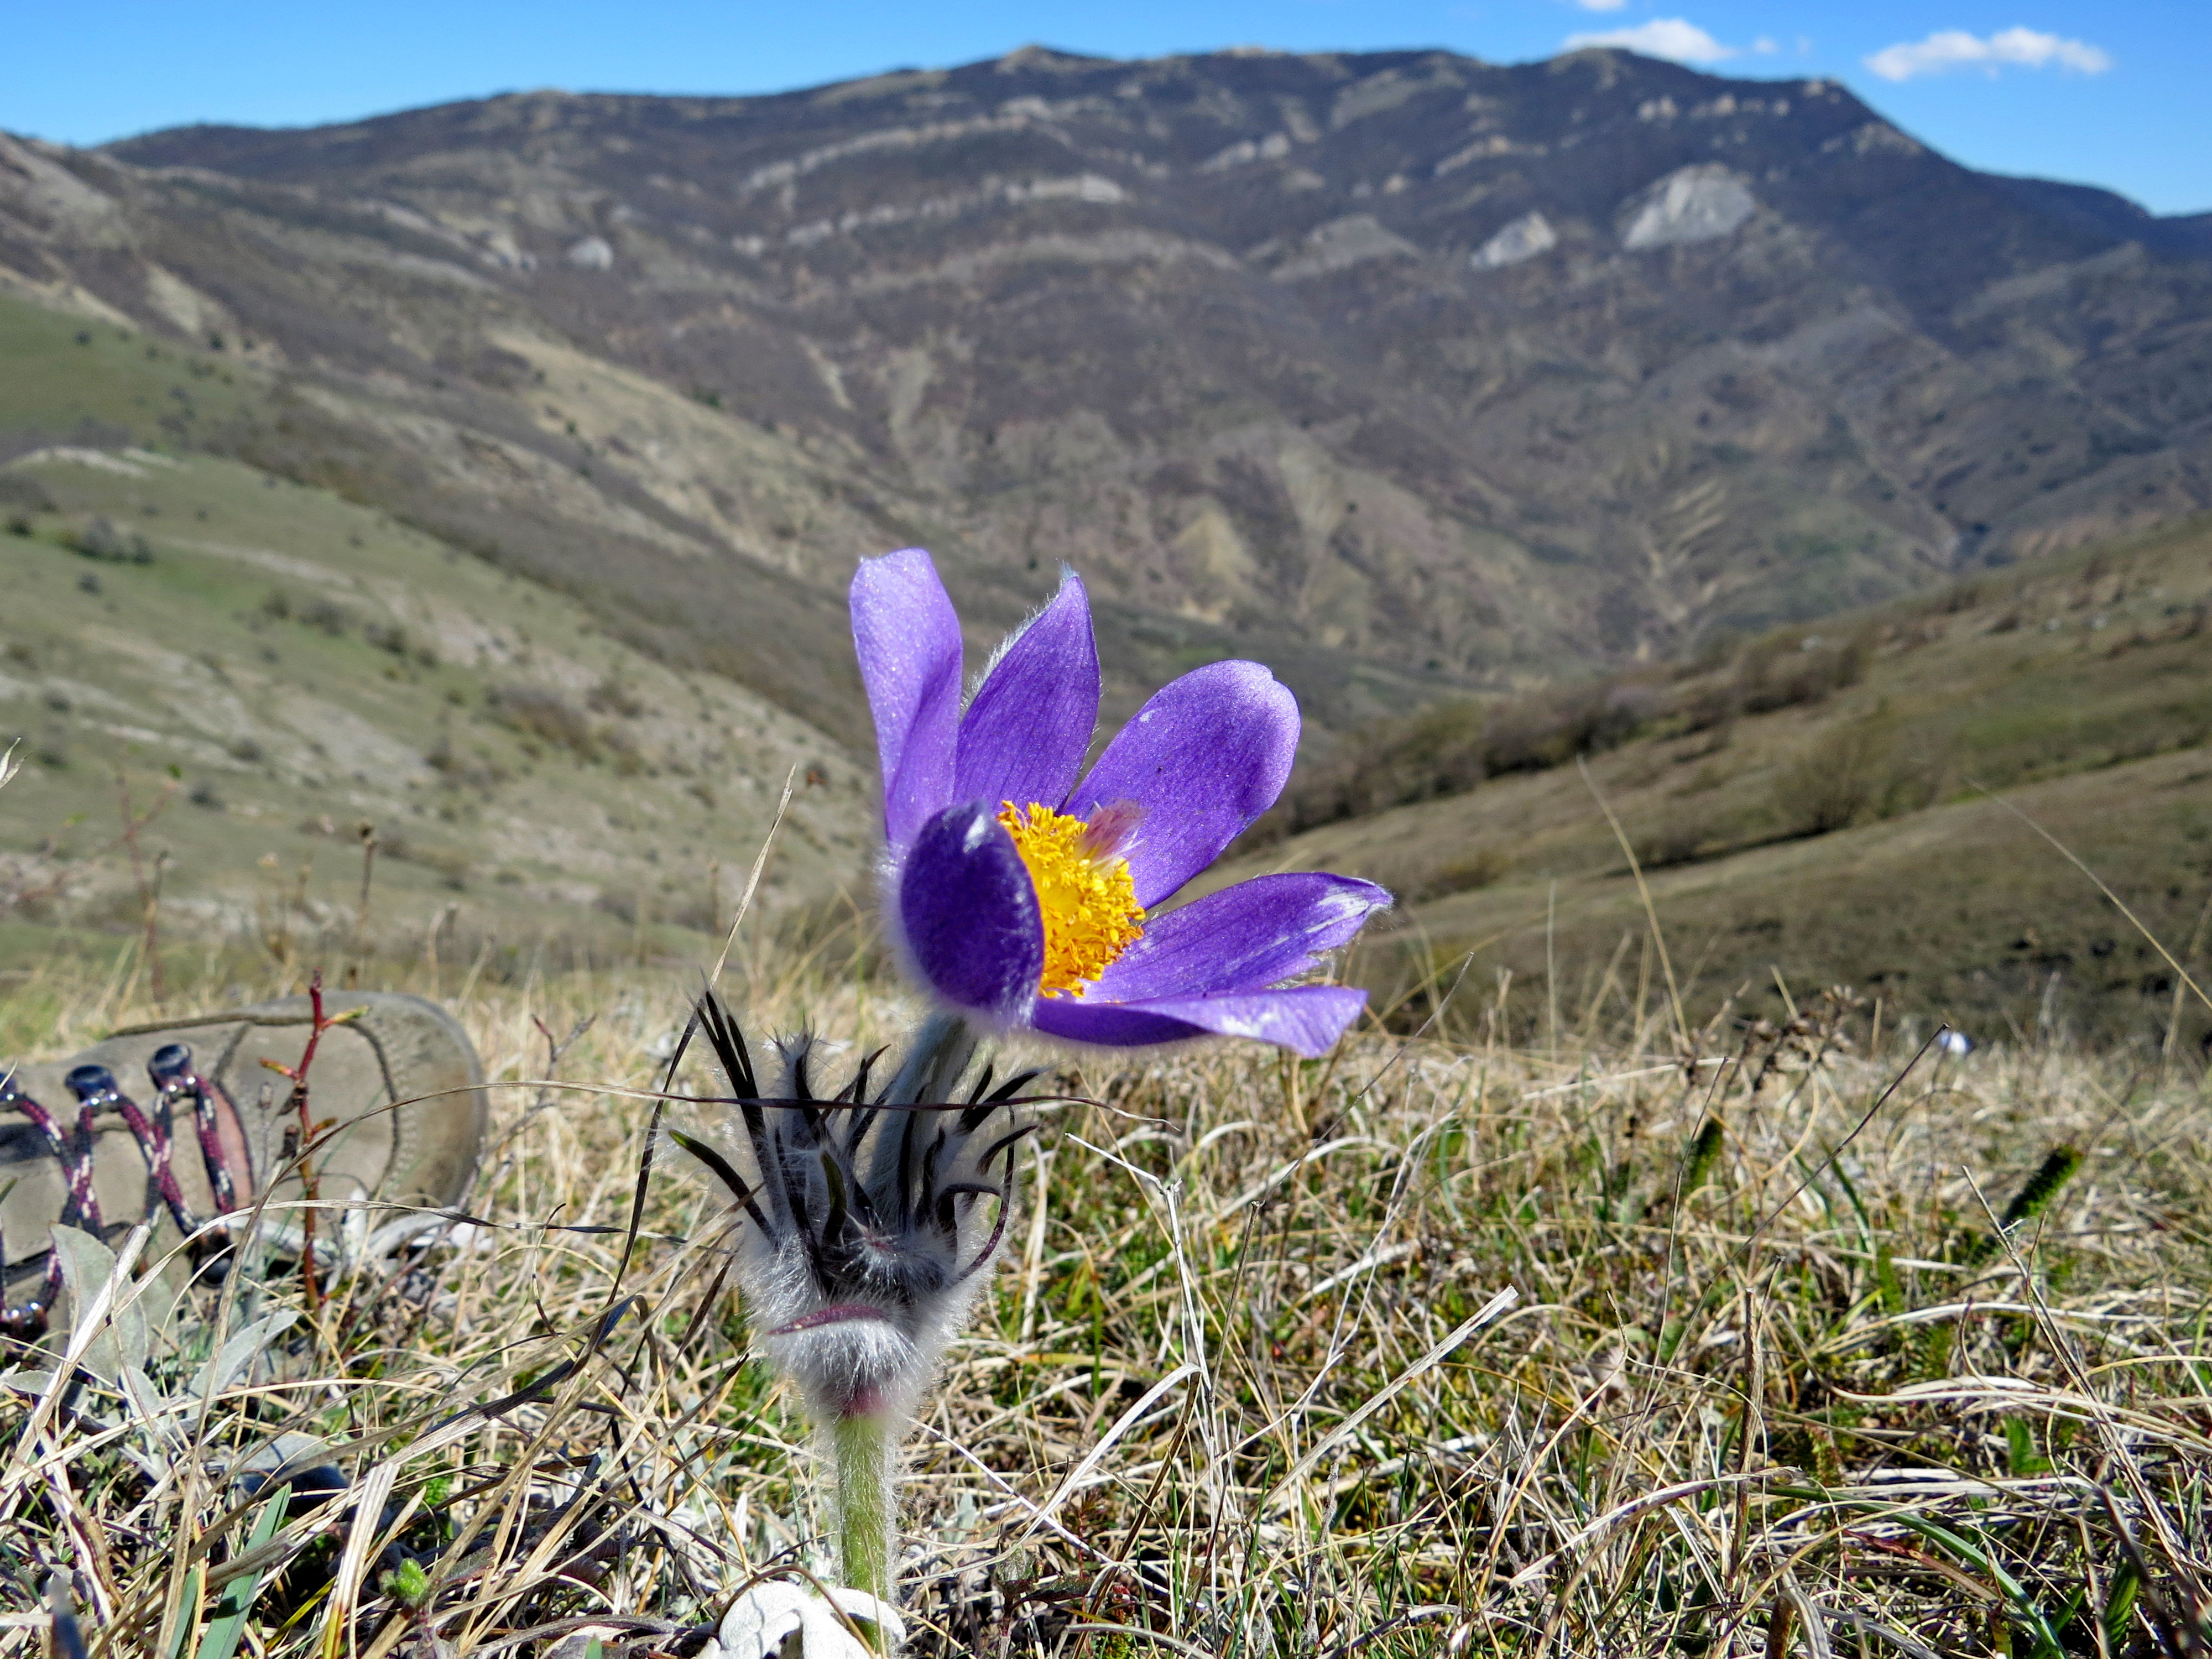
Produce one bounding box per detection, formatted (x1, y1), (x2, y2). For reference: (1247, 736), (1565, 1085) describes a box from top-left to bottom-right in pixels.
(881, 1011), (977, 1109)
(832, 1411), (896, 1646)
(674, 997), (1033, 1648)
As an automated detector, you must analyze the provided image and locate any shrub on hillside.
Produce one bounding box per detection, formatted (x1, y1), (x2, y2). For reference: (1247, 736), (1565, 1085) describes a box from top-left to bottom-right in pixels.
(424, 733), (504, 789)
(487, 685), (598, 761)
(1772, 717), (1894, 838)
(1484, 682), (1616, 774)
(601, 723), (648, 776)
(1734, 628), (1871, 716)
(74, 516), (153, 564)
(299, 598), (351, 636)
(1878, 731), (1955, 817)
(0, 475), (53, 515)
(587, 676), (646, 718)
(362, 619), (421, 659)
(1634, 808), (1721, 869)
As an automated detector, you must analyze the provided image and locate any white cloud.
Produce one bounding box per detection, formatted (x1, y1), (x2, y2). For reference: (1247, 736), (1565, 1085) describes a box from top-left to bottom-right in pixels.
(1864, 26), (2113, 82)
(1569, 0), (1630, 11)
(1566, 17), (1737, 64)
(1752, 35), (1779, 54)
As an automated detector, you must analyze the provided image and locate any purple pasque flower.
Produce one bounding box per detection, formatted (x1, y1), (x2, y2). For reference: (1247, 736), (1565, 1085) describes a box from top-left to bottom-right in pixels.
(851, 548), (1391, 1058)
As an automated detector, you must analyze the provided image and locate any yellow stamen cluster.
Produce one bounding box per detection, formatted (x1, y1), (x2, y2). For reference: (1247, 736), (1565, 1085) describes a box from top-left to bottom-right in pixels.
(997, 801), (1145, 998)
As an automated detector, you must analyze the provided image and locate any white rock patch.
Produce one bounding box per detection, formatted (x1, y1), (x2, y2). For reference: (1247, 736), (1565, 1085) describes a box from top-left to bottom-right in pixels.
(1824, 122), (1924, 159)
(1199, 132), (1293, 173)
(1272, 215), (1421, 281)
(1619, 165), (1756, 251)
(564, 236), (614, 270)
(1473, 212), (1558, 270)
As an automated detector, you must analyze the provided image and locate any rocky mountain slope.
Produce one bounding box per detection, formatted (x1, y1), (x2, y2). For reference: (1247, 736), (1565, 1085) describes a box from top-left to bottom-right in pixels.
(4, 45), (2209, 747)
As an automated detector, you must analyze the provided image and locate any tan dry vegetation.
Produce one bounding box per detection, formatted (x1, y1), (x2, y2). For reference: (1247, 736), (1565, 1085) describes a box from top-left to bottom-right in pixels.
(3, 945), (2210, 1657)
(0, 437), (872, 987)
(1226, 513), (2212, 1050)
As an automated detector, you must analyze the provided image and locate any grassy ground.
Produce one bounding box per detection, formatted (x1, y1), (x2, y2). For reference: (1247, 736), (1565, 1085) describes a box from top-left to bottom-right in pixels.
(2, 937), (2208, 1657)
(1222, 513), (2212, 1051)
(0, 436), (871, 989)
(3, 289), (2210, 1659)
(0, 297), (266, 450)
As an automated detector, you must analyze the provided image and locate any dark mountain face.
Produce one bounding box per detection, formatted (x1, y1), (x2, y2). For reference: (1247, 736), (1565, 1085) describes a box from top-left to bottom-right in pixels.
(5, 45), (2209, 742)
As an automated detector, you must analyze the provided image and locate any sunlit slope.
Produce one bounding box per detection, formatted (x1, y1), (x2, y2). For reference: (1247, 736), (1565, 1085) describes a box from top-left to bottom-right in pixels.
(0, 438), (869, 974)
(0, 288), (263, 444)
(1218, 514), (2212, 1048)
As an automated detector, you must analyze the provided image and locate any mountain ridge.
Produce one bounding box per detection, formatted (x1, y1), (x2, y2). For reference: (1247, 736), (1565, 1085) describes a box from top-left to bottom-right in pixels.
(2, 44), (2209, 750)
(108, 50), (2212, 259)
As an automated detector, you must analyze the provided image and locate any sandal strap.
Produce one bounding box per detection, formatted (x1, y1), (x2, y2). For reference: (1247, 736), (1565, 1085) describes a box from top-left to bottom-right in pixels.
(0, 1073), (85, 1335)
(149, 1044), (243, 1216)
(1, 1044), (248, 1339)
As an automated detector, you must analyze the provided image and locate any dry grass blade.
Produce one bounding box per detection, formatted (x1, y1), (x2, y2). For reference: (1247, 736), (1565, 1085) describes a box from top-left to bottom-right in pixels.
(1265, 1288), (1519, 1514)
(1577, 755), (1687, 1053)
(0, 938), (2206, 1657)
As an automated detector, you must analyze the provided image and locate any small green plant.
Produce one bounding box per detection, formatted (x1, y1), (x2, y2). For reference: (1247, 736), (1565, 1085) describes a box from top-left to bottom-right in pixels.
(1677, 1115), (1725, 1199)
(2003, 1416), (2052, 1476)
(377, 1557), (430, 1610)
(1964, 1144), (2084, 1265)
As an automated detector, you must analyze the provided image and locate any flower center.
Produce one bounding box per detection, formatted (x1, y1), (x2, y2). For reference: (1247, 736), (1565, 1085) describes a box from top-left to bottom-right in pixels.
(997, 801), (1145, 998)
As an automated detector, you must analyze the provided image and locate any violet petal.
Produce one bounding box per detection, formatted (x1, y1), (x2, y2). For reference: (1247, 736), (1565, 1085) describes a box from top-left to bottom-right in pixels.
(1032, 986), (1369, 1058)
(1090, 874), (1392, 1002)
(1068, 660), (1299, 907)
(851, 549), (963, 849)
(896, 802), (1043, 1025)
(953, 570), (1099, 816)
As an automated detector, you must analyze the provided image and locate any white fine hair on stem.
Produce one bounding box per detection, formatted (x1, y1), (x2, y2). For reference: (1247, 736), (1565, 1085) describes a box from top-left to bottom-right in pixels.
(666, 995), (1034, 1621)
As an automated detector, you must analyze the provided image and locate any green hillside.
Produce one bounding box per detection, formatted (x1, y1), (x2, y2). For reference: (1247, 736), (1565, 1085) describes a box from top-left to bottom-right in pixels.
(0, 296), (870, 998)
(1219, 514), (2212, 1051)
(8, 281), (2212, 1053)
(0, 292), (264, 446)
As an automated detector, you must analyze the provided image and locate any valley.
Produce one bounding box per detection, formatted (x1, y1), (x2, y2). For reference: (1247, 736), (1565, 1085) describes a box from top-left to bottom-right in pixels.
(1219, 512), (2212, 1049)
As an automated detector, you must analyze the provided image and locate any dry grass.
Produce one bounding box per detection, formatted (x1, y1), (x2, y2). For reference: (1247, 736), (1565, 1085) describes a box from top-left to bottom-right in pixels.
(1220, 514), (2212, 1053)
(3, 945), (2211, 1657)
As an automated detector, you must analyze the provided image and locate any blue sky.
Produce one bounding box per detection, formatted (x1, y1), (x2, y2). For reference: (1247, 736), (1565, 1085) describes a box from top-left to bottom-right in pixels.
(4, 1), (2204, 215)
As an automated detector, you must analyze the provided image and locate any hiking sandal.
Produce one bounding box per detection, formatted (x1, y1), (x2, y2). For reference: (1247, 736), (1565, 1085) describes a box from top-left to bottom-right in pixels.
(1, 992), (488, 1339)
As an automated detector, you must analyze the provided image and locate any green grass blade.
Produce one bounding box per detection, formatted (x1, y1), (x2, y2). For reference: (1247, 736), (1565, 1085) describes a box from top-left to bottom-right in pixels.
(195, 1486), (289, 1659)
